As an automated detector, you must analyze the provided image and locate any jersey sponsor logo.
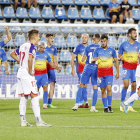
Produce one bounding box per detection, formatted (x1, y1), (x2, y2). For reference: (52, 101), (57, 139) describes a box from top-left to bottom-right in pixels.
(135, 46), (138, 49)
(91, 47), (96, 49)
(51, 48), (54, 51)
(44, 55), (47, 58)
(109, 51), (112, 54)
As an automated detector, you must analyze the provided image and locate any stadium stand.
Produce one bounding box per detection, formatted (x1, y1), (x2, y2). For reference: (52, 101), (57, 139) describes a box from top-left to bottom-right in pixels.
(3, 7), (16, 19)
(42, 6), (55, 19)
(16, 8), (29, 19)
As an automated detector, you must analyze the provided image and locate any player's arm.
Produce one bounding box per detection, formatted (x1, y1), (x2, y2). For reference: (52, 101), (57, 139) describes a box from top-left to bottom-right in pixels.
(70, 53), (77, 76)
(81, 54), (86, 62)
(118, 43), (124, 61)
(10, 50), (19, 62)
(49, 62), (62, 73)
(91, 48), (99, 63)
(54, 56), (58, 66)
(4, 26), (11, 45)
(3, 60), (9, 75)
(28, 55), (34, 76)
(114, 49), (119, 80)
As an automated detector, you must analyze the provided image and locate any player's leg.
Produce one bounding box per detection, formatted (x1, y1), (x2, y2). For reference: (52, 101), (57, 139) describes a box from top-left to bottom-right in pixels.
(128, 10), (134, 23)
(14, 0), (18, 13)
(21, 0), (26, 8)
(47, 70), (57, 108)
(83, 84), (89, 108)
(123, 10), (129, 23)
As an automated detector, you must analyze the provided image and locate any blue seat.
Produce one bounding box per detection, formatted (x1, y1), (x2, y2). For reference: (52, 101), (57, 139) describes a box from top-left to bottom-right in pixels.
(29, 8), (42, 19)
(9, 21), (22, 33)
(66, 65), (76, 75)
(132, 9), (140, 20)
(75, 0), (87, 5)
(13, 65), (19, 75)
(118, 37), (128, 46)
(112, 26), (125, 34)
(108, 37), (117, 49)
(74, 25), (86, 34)
(93, 9), (106, 20)
(15, 35), (26, 47)
(37, 0), (49, 5)
(68, 8), (80, 19)
(128, 0), (138, 6)
(55, 7), (67, 19)
(60, 50), (71, 62)
(87, 0), (100, 6)
(49, 0), (62, 5)
(2, 36), (14, 47)
(0, 0), (11, 4)
(22, 21), (33, 33)
(62, 0), (74, 5)
(7, 50), (15, 61)
(67, 36), (78, 47)
(54, 66), (65, 75)
(87, 22), (99, 33)
(42, 7), (55, 19)
(35, 21), (47, 33)
(0, 21), (6, 32)
(106, 8), (111, 20)
(81, 8), (93, 19)
(138, 0), (140, 5)
(100, 0), (110, 6)
(3, 7), (16, 18)
(54, 36), (66, 48)
(16, 8), (29, 19)
(100, 22), (111, 33)
(0, 8), (3, 18)
(61, 22), (74, 33)
(48, 20), (61, 33)
(41, 36), (47, 42)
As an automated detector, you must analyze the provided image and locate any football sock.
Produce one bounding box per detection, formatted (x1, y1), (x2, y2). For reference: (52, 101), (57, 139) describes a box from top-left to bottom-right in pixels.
(121, 88), (127, 102)
(79, 97), (83, 105)
(129, 90), (135, 107)
(124, 93), (139, 106)
(76, 87), (83, 104)
(107, 96), (112, 107)
(92, 89), (98, 106)
(32, 96), (42, 122)
(102, 97), (107, 108)
(43, 91), (48, 105)
(19, 96), (28, 121)
(83, 87), (88, 103)
(48, 98), (52, 105)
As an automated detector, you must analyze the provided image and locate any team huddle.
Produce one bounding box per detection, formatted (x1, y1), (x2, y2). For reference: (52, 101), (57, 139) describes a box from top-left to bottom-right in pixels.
(0, 26), (140, 127)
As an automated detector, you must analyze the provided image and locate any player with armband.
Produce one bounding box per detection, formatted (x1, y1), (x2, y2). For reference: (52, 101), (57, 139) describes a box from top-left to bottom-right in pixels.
(119, 28), (140, 112)
(10, 29), (52, 127)
(71, 33), (89, 108)
(93, 34), (119, 113)
(72, 33), (100, 111)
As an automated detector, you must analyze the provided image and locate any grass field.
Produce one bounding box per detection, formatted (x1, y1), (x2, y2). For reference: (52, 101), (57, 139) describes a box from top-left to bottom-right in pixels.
(0, 99), (140, 140)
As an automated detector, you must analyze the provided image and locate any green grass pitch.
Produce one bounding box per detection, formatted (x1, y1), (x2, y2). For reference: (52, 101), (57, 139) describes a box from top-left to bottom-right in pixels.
(0, 99), (140, 140)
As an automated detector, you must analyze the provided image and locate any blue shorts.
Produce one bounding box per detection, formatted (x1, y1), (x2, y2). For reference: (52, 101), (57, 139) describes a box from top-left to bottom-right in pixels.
(80, 65), (98, 85)
(98, 75), (113, 87)
(47, 70), (56, 84)
(77, 72), (82, 81)
(35, 74), (48, 88)
(122, 68), (136, 82)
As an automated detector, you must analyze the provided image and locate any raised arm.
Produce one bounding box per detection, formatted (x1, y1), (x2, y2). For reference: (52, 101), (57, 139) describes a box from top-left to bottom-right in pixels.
(4, 26), (11, 45)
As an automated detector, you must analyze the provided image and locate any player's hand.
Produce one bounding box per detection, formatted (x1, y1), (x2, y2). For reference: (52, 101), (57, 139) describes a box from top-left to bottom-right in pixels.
(120, 56), (124, 61)
(4, 26), (9, 31)
(29, 70), (34, 76)
(91, 57), (98, 63)
(71, 69), (75, 76)
(138, 53), (140, 58)
(115, 73), (119, 80)
(5, 70), (9, 75)
(125, 6), (128, 10)
(57, 67), (62, 73)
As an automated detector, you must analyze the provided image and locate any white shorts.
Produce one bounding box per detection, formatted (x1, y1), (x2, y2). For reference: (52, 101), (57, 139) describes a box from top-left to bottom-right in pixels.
(136, 77), (140, 93)
(18, 76), (38, 95)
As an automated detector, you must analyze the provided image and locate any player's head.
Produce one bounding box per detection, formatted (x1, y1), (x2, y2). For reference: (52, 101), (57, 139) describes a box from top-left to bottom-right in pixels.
(38, 41), (46, 53)
(101, 34), (108, 48)
(81, 33), (89, 45)
(46, 33), (54, 46)
(93, 33), (100, 43)
(128, 28), (137, 41)
(123, 0), (127, 4)
(28, 29), (40, 45)
(112, 0), (117, 3)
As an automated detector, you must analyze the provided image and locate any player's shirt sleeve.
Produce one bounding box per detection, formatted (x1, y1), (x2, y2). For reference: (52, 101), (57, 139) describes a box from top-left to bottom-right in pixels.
(47, 53), (52, 63)
(84, 46), (88, 56)
(29, 44), (36, 57)
(1, 49), (7, 61)
(0, 41), (5, 48)
(109, 2), (113, 9)
(73, 45), (79, 55)
(112, 49), (117, 58)
(15, 48), (19, 55)
(118, 43), (124, 55)
(93, 48), (98, 58)
(54, 47), (57, 56)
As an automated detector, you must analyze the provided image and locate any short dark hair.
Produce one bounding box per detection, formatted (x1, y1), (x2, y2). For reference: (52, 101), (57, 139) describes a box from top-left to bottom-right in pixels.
(95, 33), (100, 39)
(28, 29), (39, 40)
(128, 28), (136, 35)
(101, 34), (108, 40)
(46, 33), (54, 38)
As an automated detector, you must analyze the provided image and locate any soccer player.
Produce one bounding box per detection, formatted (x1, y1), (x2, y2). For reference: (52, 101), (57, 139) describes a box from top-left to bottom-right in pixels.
(71, 33), (100, 111)
(118, 28), (140, 112)
(45, 33), (58, 108)
(121, 52), (140, 114)
(10, 29), (52, 127)
(71, 33), (89, 108)
(34, 41), (61, 109)
(93, 34), (119, 113)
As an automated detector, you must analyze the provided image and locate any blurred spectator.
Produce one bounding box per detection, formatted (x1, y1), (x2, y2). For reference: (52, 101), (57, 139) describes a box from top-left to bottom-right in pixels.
(109, 0), (123, 23)
(27, 0), (37, 11)
(120, 0), (134, 23)
(14, 0), (26, 13)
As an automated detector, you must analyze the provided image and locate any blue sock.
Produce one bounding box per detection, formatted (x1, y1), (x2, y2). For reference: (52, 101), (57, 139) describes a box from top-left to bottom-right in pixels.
(82, 87), (88, 103)
(79, 96), (83, 104)
(76, 87), (83, 104)
(121, 88), (127, 102)
(48, 98), (52, 104)
(102, 97), (107, 108)
(92, 89), (98, 106)
(107, 96), (112, 106)
(43, 91), (48, 104)
(129, 90), (135, 107)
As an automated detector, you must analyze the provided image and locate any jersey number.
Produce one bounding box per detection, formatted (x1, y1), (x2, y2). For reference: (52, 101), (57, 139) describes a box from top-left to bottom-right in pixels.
(88, 52), (94, 63)
(19, 52), (25, 66)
